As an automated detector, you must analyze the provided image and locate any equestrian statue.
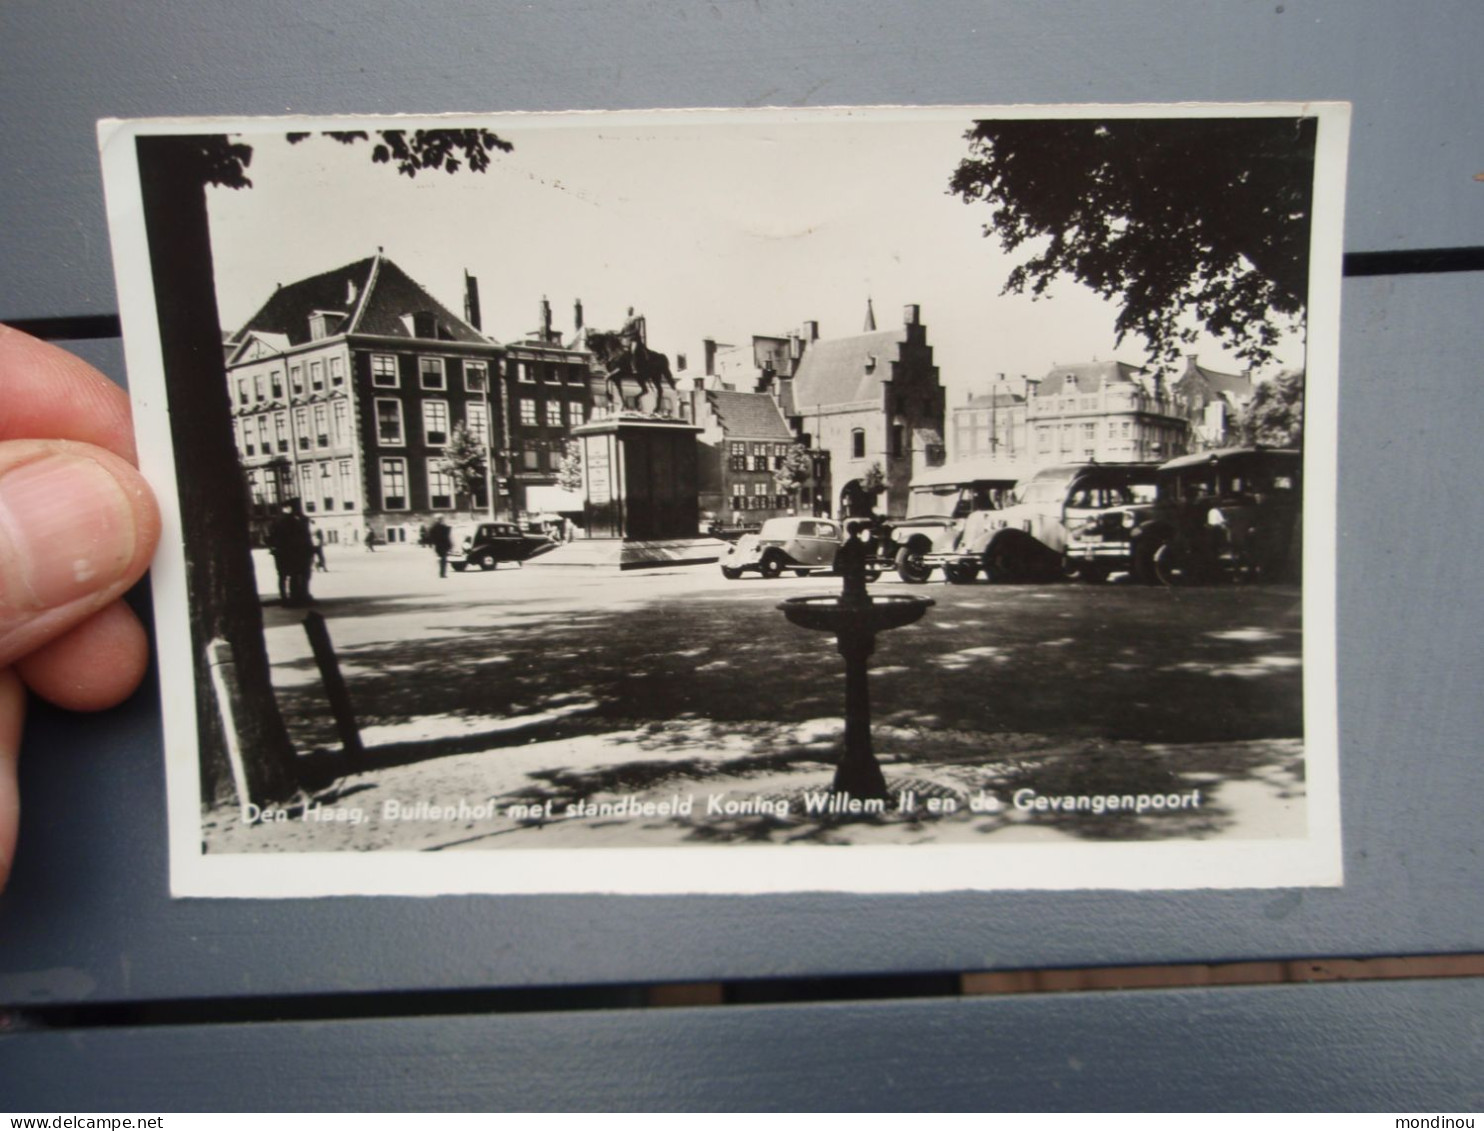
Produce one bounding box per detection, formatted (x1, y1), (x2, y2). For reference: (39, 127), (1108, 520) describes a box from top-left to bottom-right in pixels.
(585, 308), (677, 416)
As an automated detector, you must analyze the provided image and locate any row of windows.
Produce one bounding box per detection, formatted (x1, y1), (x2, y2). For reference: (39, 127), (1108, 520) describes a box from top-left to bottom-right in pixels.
(511, 359), (588, 386)
(238, 400), (352, 456)
(235, 356), (348, 406)
(1035, 420), (1185, 453)
(377, 457), (461, 511)
(730, 493), (793, 511)
(518, 398), (587, 429)
(371, 355), (488, 394)
(374, 398), (488, 448)
(247, 458), (358, 513)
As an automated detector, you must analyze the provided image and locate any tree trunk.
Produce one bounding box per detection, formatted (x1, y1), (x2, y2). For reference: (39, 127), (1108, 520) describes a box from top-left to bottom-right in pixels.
(137, 136), (301, 808)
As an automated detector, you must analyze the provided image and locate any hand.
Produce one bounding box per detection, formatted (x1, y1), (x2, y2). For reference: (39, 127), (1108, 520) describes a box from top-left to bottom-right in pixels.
(0, 325), (161, 892)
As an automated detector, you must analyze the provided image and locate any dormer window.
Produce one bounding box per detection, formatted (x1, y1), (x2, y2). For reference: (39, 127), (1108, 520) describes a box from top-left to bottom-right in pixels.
(308, 310), (343, 340)
(412, 311), (438, 339)
(864, 354), (877, 374)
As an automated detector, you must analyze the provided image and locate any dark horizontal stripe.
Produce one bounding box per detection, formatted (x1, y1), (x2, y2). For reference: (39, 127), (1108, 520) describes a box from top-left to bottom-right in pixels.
(1343, 247), (1484, 277)
(4, 247), (1483, 343)
(6, 313), (123, 341)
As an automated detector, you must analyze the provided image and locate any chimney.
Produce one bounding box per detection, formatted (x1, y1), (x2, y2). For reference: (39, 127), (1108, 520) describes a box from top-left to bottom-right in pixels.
(903, 303), (921, 326)
(573, 299), (584, 332)
(704, 338), (718, 377)
(803, 320), (819, 341)
(540, 296), (553, 341)
(863, 298), (877, 332)
(463, 271), (482, 331)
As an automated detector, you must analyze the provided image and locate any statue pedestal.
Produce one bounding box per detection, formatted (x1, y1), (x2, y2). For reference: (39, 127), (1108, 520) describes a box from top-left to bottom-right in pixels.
(528, 414), (726, 571)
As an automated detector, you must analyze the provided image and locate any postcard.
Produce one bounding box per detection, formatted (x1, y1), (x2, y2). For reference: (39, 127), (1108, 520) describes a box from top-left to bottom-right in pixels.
(97, 103), (1348, 896)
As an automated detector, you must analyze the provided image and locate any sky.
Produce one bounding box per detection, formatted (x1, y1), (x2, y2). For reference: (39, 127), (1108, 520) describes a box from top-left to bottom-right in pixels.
(206, 108), (1309, 406)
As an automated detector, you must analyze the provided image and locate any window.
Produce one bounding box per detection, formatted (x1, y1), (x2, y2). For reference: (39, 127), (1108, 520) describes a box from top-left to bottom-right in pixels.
(313, 404), (329, 448)
(275, 412), (289, 453)
(256, 417), (270, 453)
(237, 377), (250, 406)
(891, 424), (904, 458)
(299, 464), (316, 512)
(464, 362), (488, 392)
(241, 421), (254, 457)
(516, 360), (534, 384)
(428, 461), (454, 509)
(753, 482), (769, 498)
(522, 442), (541, 471)
(776, 495), (789, 510)
(376, 398), (404, 445)
(338, 459), (355, 509)
(569, 401), (586, 425)
(332, 400), (348, 445)
(731, 494), (747, 514)
(466, 400), (489, 444)
(330, 356), (345, 387)
(544, 401), (562, 427)
(419, 357), (446, 391)
(520, 399), (538, 426)
(320, 462), (335, 513)
(851, 429), (865, 459)
(290, 365), (304, 396)
(253, 374), (265, 403)
(371, 355), (398, 388)
(423, 400), (449, 446)
(309, 360), (323, 393)
(729, 442), (747, 472)
(270, 370), (283, 399)
(380, 458), (408, 510)
(295, 407), (310, 450)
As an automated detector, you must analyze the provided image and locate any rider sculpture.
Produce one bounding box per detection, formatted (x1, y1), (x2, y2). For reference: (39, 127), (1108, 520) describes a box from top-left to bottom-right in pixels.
(588, 308), (676, 416)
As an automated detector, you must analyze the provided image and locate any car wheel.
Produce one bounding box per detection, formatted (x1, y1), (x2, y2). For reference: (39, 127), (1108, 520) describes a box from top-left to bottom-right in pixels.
(894, 545), (932, 584)
(983, 541), (1022, 584)
(863, 569), (881, 583)
(721, 565), (744, 580)
(759, 554), (785, 579)
(1078, 563), (1110, 585)
(477, 553), (498, 571)
(451, 563), (467, 573)
(943, 561), (978, 585)
(794, 569), (811, 577)
(1150, 538), (1185, 587)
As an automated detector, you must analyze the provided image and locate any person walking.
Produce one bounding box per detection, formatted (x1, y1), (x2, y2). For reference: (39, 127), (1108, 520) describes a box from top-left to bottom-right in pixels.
(428, 516), (453, 578)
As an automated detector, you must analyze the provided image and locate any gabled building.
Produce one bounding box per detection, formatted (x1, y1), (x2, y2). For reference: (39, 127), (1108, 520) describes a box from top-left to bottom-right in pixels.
(1171, 354), (1255, 449)
(225, 254), (501, 545)
(788, 304), (946, 518)
(691, 388), (801, 525)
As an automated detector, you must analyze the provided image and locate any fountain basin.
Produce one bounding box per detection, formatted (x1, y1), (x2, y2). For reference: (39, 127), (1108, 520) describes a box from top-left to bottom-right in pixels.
(778, 594), (935, 634)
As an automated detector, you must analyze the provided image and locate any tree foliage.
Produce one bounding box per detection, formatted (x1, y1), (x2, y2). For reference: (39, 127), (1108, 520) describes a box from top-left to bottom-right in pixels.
(949, 117), (1317, 370)
(286, 128), (512, 177)
(556, 439), (585, 493)
(772, 442), (814, 494)
(441, 423), (489, 514)
(1241, 369), (1305, 448)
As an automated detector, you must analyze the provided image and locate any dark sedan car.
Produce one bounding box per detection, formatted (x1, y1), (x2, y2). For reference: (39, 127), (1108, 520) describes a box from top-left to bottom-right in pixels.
(448, 521), (557, 571)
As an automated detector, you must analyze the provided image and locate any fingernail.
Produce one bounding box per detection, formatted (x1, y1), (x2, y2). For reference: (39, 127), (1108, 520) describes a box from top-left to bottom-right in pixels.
(0, 453), (136, 611)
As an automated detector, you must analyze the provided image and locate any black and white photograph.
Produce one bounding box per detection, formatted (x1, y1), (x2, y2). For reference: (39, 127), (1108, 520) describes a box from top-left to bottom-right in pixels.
(99, 104), (1348, 896)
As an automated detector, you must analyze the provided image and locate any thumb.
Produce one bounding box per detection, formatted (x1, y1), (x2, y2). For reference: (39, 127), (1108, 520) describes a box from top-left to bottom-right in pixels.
(0, 440), (160, 670)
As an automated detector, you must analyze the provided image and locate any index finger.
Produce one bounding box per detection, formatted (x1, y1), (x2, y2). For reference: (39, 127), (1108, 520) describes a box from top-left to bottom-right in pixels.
(0, 325), (139, 464)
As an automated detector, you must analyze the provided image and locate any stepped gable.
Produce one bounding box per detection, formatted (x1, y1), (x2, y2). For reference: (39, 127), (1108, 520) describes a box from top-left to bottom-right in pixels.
(790, 327), (907, 408)
(706, 389), (793, 440)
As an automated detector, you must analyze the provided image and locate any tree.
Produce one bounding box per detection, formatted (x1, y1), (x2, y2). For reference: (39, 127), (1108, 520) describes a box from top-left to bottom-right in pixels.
(772, 442), (813, 506)
(861, 462), (887, 495)
(1241, 370), (1305, 448)
(136, 128), (510, 808)
(555, 439), (584, 493)
(441, 423), (490, 516)
(949, 116), (1317, 371)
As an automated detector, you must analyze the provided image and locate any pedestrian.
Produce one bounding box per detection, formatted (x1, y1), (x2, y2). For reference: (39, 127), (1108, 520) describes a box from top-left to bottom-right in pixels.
(428, 516), (453, 578)
(311, 523), (327, 572)
(364, 527), (377, 552)
(267, 503), (315, 606)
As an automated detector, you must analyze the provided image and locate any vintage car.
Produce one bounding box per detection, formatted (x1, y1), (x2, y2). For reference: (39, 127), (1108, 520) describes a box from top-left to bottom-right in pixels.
(1069, 448), (1302, 585)
(921, 461), (1161, 583)
(448, 521), (558, 571)
(720, 516), (880, 580)
(879, 460), (1030, 583)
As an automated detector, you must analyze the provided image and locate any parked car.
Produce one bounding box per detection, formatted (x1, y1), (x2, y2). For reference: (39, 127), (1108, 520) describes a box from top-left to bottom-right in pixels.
(720, 516), (880, 580)
(922, 461), (1161, 583)
(880, 460), (1030, 583)
(1070, 448), (1302, 585)
(448, 521), (558, 571)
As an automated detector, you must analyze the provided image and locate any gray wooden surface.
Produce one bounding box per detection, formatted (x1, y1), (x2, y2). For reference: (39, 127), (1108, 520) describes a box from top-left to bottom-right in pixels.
(1, 0), (1481, 1110)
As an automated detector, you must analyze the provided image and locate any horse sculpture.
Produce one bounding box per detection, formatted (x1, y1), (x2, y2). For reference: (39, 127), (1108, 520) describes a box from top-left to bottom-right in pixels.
(585, 323), (677, 416)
